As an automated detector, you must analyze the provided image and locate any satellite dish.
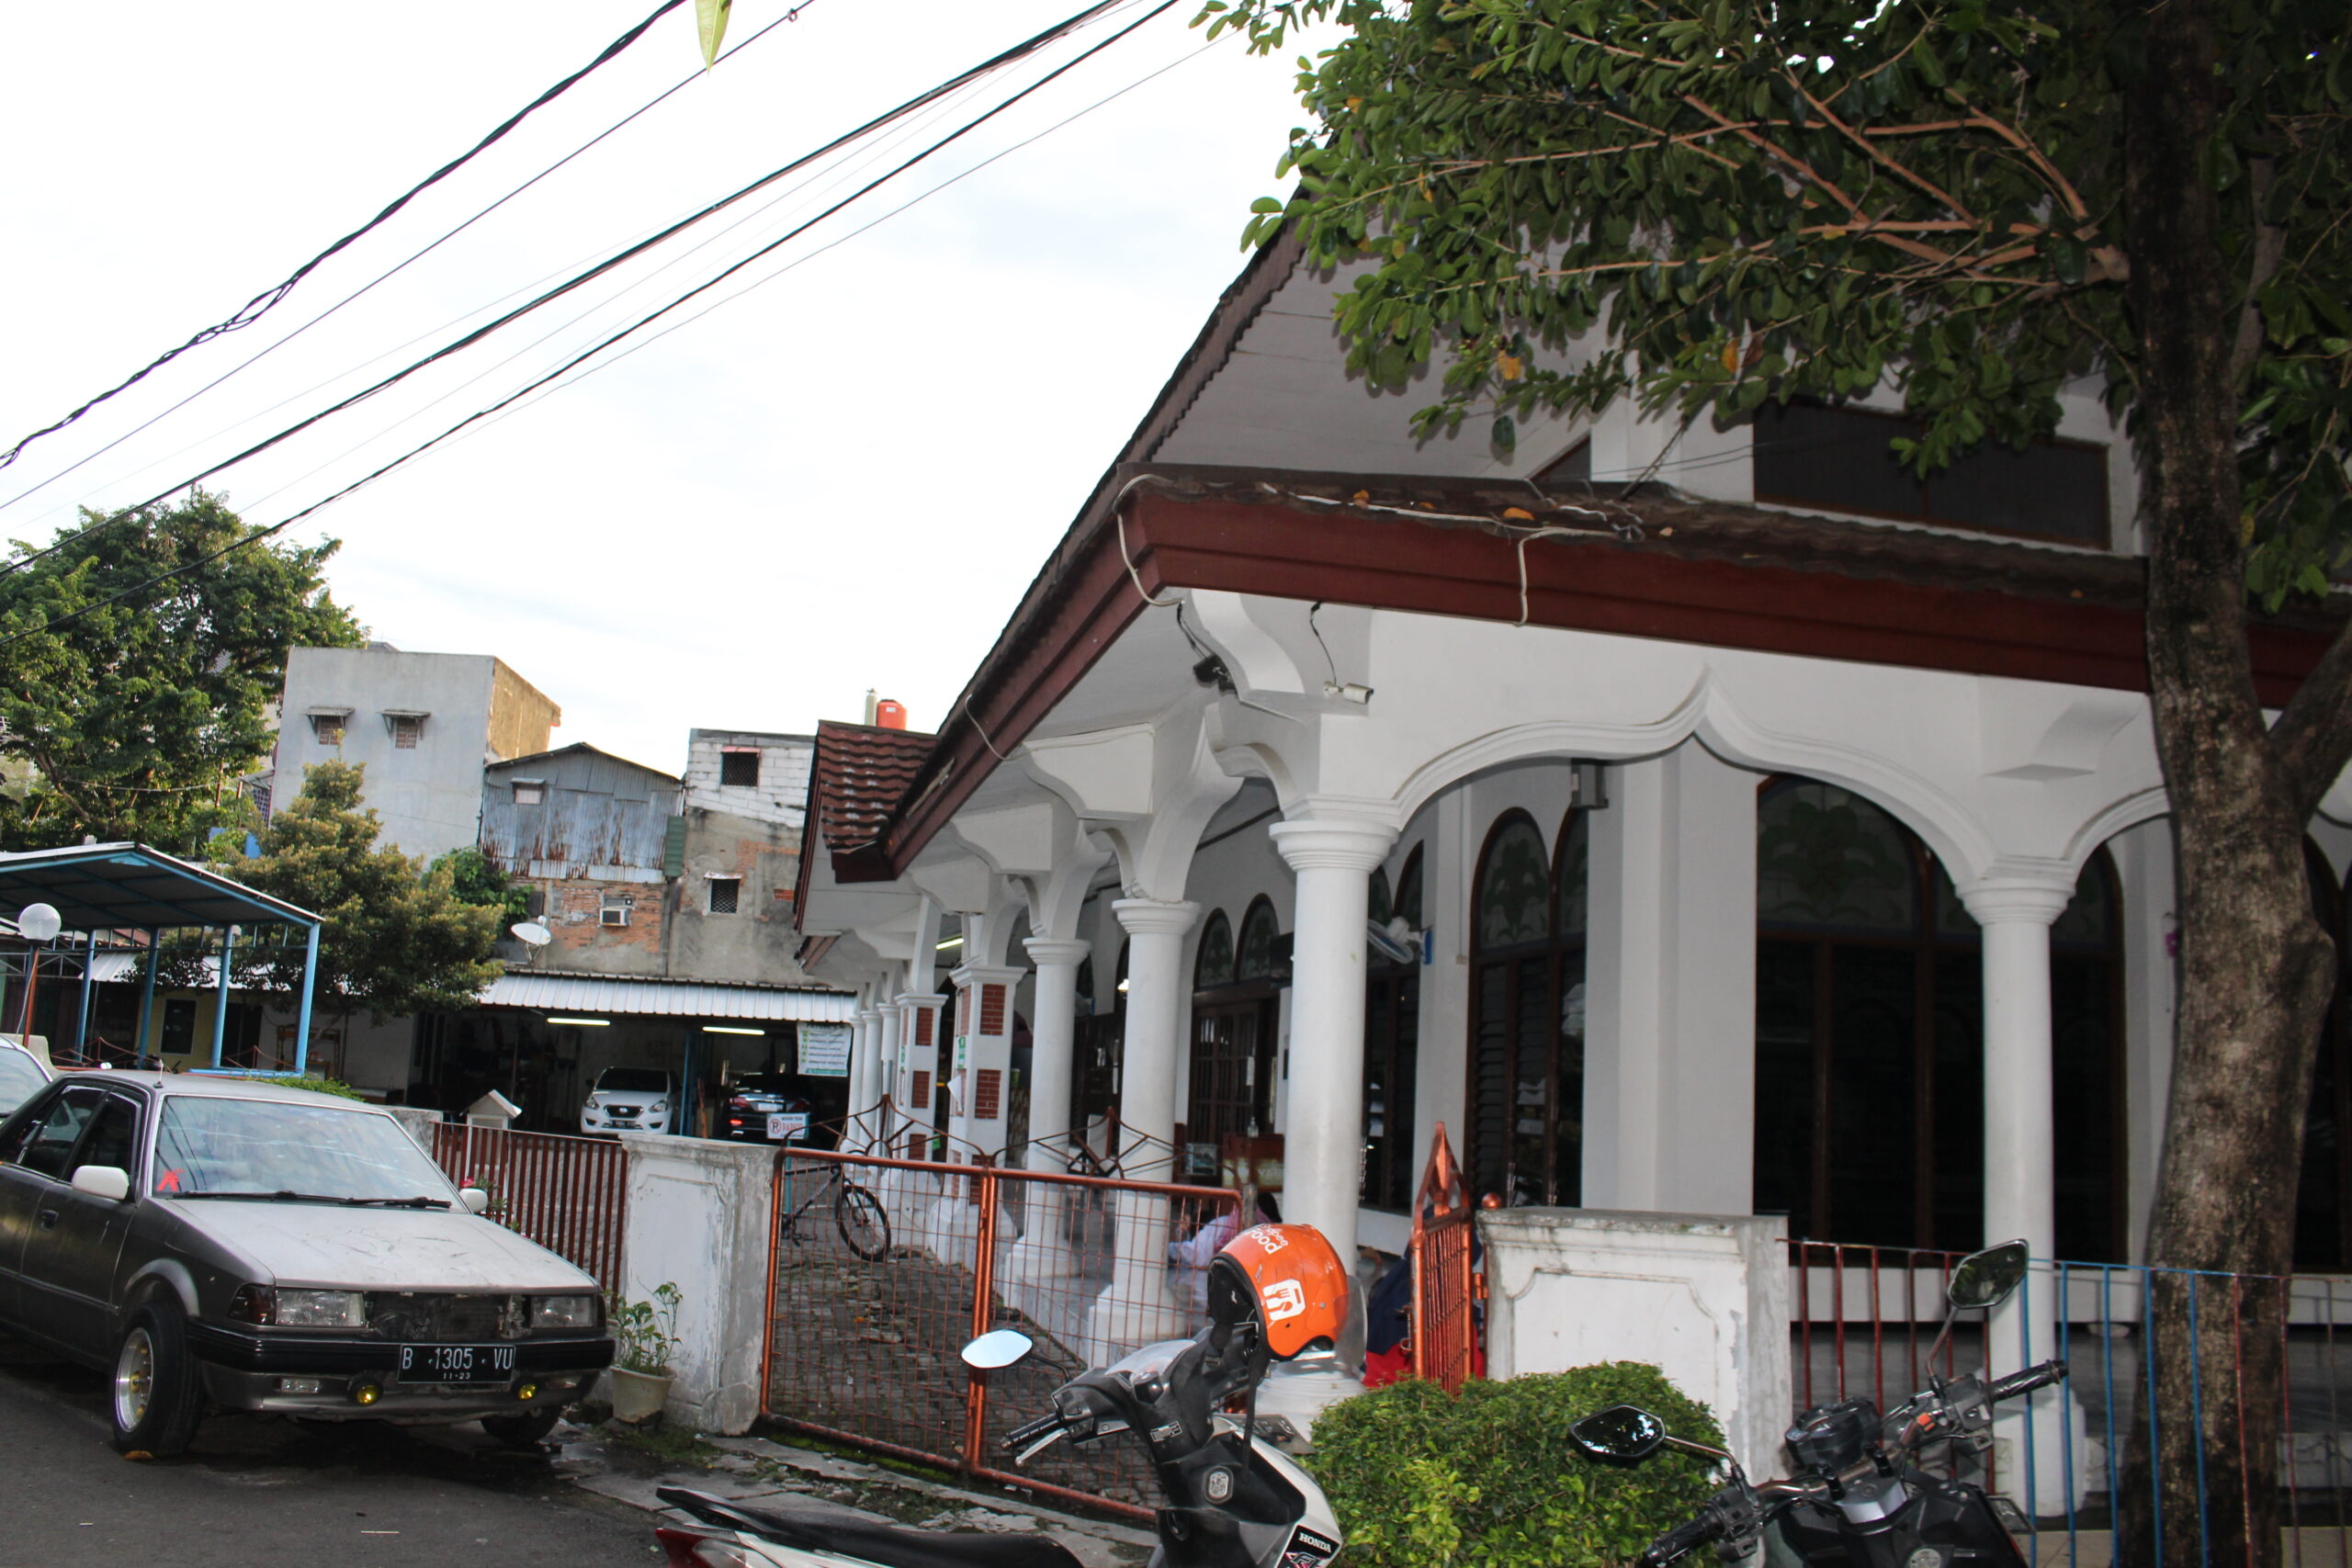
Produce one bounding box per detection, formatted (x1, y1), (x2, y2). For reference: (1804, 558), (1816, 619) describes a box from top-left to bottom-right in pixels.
(510, 921), (552, 947)
(16, 903), (62, 943)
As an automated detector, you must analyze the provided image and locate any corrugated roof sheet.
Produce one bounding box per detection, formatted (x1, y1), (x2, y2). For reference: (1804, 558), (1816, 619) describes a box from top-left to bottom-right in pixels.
(481, 973), (854, 1022)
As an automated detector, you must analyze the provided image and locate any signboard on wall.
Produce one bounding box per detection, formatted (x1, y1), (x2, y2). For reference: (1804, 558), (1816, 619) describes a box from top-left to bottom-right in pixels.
(797, 1021), (852, 1077)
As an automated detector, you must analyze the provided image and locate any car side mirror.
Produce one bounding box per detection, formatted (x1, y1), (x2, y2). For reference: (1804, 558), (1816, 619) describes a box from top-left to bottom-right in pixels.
(459, 1187), (492, 1215)
(960, 1329), (1033, 1371)
(1571, 1404), (1669, 1462)
(71, 1165), (131, 1202)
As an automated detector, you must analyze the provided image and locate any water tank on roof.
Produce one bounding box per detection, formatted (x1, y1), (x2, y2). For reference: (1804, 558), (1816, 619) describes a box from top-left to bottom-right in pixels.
(875, 699), (907, 729)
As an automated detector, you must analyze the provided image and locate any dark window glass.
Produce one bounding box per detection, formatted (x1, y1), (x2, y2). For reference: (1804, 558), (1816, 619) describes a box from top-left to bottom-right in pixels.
(1395, 852), (1424, 930)
(1467, 811), (1589, 1208)
(1363, 843), (1426, 1212)
(17, 1086), (104, 1179)
(1194, 911), (1236, 989)
(75, 1098), (141, 1179)
(1478, 819), (1550, 948)
(1237, 899), (1281, 981)
(720, 750), (761, 787)
(1367, 871), (1391, 931)
(161, 999), (196, 1057)
(1754, 400), (2108, 546)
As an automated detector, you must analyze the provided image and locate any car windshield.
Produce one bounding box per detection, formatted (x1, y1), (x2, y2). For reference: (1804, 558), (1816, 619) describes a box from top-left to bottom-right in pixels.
(0, 1051), (46, 1115)
(151, 1095), (457, 1203)
(594, 1069), (669, 1094)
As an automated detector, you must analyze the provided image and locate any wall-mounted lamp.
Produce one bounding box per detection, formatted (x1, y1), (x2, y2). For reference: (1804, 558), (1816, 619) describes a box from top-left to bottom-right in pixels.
(1569, 760), (1611, 810)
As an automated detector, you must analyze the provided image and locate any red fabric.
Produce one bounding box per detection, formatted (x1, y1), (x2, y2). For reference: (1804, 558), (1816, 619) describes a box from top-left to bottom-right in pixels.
(1362, 1345), (1411, 1390)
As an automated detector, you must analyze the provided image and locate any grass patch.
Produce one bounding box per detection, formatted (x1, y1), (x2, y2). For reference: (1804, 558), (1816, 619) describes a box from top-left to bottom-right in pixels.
(604, 1420), (724, 1468)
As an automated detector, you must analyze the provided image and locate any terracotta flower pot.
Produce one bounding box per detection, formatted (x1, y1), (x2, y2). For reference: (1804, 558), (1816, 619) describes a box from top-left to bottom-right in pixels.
(609, 1365), (674, 1424)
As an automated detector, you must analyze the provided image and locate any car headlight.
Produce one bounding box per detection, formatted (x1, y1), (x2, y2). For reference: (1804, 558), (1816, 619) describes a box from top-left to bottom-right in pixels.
(272, 1289), (368, 1328)
(649, 1100), (668, 1113)
(531, 1294), (599, 1330)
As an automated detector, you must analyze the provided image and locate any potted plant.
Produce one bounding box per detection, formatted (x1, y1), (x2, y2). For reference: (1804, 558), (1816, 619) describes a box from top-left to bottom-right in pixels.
(607, 1281), (682, 1424)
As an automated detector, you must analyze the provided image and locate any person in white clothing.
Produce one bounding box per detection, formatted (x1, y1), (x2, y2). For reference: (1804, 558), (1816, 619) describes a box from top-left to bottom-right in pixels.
(1168, 1190), (1282, 1311)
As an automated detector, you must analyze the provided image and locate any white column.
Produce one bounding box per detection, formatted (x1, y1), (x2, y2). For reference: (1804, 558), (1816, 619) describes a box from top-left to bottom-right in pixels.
(851, 1005), (880, 1112)
(899, 993), (945, 1143)
(1583, 746), (1758, 1213)
(875, 1006), (902, 1149)
(1962, 868), (2074, 1512)
(1011, 938), (1089, 1293)
(1022, 938), (1089, 1172)
(1270, 807), (1397, 1269)
(1085, 898), (1198, 1361)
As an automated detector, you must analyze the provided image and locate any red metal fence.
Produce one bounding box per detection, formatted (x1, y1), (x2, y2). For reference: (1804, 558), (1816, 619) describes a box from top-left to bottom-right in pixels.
(760, 1144), (1235, 1519)
(1408, 1122), (1482, 1393)
(426, 1122), (628, 1292)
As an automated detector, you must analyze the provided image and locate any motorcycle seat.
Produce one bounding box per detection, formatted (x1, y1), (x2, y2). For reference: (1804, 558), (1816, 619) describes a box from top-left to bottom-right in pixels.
(657, 1489), (1087, 1568)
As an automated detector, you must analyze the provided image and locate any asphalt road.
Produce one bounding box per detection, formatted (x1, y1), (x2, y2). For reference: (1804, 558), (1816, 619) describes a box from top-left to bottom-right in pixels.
(0, 1331), (659, 1567)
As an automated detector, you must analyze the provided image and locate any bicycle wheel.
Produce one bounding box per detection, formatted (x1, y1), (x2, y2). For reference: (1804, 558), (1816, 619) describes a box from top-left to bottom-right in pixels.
(834, 1181), (890, 1259)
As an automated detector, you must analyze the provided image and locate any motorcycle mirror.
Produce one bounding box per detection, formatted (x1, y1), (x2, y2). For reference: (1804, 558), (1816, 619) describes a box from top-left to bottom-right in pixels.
(1570, 1404), (1668, 1462)
(1947, 1239), (2030, 1312)
(961, 1329), (1035, 1371)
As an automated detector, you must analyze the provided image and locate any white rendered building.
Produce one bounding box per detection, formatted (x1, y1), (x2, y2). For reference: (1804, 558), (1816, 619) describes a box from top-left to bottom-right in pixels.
(787, 228), (2352, 1323)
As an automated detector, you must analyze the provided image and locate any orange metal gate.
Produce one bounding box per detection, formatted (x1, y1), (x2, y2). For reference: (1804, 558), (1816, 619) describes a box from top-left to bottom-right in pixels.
(760, 1143), (1235, 1518)
(1408, 1123), (1484, 1392)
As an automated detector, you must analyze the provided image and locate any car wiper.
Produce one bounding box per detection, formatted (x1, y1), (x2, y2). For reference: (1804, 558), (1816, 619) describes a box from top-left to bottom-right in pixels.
(171, 1190), (448, 1208)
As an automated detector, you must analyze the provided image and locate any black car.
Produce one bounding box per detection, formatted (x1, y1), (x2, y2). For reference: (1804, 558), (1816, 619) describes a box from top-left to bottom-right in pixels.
(720, 1076), (815, 1145)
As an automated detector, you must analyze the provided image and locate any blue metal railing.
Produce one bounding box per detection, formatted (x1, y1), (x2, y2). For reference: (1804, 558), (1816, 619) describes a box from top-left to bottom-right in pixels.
(1792, 1240), (2352, 1567)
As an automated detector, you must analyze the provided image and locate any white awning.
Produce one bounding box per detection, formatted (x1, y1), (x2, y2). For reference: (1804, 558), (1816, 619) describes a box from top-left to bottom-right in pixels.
(481, 973), (854, 1023)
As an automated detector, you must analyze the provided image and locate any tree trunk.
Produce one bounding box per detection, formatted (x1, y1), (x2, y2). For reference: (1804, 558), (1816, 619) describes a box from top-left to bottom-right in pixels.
(2116, 2), (2344, 1562)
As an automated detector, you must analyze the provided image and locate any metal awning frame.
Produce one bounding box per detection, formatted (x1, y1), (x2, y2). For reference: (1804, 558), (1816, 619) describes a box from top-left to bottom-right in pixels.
(0, 843), (323, 1077)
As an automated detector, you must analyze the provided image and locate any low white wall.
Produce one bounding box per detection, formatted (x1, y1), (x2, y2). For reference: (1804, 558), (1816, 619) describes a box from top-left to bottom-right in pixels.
(1480, 1207), (1792, 1477)
(616, 1134), (775, 1435)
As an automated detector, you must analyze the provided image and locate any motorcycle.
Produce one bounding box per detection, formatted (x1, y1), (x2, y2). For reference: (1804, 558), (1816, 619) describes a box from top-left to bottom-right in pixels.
(655, 1223), (1349, 1568)
(1570, 1238), (2068, 1567)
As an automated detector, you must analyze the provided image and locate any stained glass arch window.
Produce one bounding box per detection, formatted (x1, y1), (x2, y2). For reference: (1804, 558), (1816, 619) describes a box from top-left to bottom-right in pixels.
(1477, 816), (1551, 950)
(1237, 897), (1281, 982)
(1468, 807), (1589, 1208)
(1194, 909), (1236, 989)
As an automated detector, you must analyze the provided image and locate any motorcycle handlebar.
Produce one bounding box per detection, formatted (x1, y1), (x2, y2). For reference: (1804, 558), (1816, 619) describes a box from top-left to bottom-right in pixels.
(1988, 1360), (2070, 1403)
(1639, 1513), (1724, 1567)
(1004, 1413), (1063, 1451)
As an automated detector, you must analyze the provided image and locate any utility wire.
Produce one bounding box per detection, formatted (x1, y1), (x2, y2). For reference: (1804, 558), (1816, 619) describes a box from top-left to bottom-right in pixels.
(0, 0), (1127, 587)
(0, 0), (820, 523)
(0, 0), (694, 479)
(0, 0), (1180, 652)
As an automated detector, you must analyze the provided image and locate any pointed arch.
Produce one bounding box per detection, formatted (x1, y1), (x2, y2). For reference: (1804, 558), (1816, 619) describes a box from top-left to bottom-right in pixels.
(1468, 808), (1587, 1207)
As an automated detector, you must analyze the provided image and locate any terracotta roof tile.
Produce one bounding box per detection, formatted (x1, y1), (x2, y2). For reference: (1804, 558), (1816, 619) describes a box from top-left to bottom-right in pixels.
(805, 720), (934, 885)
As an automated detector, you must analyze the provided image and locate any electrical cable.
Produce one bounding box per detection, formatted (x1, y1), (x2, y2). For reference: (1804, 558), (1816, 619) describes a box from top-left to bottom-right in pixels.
(0, 0), (821, 523)
(0, 0), (694, 479)
(0, 0), (1127, 586)
(0, 0), (1182, 653)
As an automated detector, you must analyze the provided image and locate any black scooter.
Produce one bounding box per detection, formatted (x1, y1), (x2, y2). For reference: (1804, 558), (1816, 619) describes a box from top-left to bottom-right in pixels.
(1571, 1239), (2068, 1567)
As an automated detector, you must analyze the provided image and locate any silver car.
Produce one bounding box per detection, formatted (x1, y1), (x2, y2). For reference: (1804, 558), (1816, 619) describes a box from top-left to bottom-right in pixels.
(0, 1072), (613, 1456)
(0, 1038), (48, 1118)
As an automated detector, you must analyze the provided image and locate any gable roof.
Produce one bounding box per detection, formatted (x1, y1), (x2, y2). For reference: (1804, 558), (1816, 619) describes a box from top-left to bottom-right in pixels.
(484, 741), (677, 783)
(797, 720), (936, 896)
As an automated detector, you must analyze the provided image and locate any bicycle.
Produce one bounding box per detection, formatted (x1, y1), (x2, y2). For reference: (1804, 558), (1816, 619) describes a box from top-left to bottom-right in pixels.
(775, 1158), (891, 1260)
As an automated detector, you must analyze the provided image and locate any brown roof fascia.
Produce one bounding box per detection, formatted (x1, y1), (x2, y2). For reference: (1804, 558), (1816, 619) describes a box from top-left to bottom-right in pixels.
(870, 467), (2345, 880)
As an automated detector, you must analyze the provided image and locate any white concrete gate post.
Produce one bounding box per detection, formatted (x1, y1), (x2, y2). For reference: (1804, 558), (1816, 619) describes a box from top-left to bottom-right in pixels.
(1270, 806), (1397, 1270)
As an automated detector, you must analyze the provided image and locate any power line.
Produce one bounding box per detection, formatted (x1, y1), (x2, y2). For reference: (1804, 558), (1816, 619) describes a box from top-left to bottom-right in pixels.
(0, 0), (1130, 588)
(0, 0), (695, 479)
(0, 0), (1180, 652)
(0, 0), (822, 524)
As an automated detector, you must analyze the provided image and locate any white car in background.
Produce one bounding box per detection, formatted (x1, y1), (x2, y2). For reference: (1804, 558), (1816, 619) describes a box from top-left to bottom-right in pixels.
(0, 1038), (50, 1119)
(578, 1066), (675, 1136)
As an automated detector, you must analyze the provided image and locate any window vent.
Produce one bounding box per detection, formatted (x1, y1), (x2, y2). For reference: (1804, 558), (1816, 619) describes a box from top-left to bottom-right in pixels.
(383, 711), (429, 749)
(308, 711), (348, 746)
(707, 876), (740, 915)
(513, 780), (545, 806)
(719, 749), (761, 787)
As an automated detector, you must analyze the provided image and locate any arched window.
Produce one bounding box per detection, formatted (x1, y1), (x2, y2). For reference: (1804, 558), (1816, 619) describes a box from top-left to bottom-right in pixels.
(1191, 897), (1281, 1179)
(1468, 810), (1589, 1207)
(1363, 845), (1423, 1213)
(1194, 909), (1235, 990)
(1754, 778), (2125, 1257)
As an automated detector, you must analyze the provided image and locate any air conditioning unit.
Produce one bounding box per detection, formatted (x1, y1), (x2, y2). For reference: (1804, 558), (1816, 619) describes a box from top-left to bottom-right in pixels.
(601, 905), (629, 928)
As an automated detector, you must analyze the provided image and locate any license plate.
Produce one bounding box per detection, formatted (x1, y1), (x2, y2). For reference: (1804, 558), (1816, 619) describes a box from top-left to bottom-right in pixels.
(398, 1344), (517, 1383)
(608, 1120), (639, 1129)
(768, 1112), (808, 1141)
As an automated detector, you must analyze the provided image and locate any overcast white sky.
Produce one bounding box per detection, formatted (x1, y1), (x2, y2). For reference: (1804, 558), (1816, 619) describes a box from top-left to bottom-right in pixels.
(0, 1), (1328, 773)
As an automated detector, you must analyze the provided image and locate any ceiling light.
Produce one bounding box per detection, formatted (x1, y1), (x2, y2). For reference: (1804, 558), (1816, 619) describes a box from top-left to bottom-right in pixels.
(935, 935), (964, 951)
(544, 1016), (610, 1027)
(702, 1025), (765, 1035)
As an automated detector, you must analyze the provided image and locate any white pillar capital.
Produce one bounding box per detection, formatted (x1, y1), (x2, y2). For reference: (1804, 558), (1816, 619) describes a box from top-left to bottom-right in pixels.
(895, 990), (947, 1011)
(1112, 897), (1201, 939)
(1271, 807), (1397, 874)
(1023, 937), (1091, 968)
(1960, 870), (2075, 927)
(948, 964), (1025, 992)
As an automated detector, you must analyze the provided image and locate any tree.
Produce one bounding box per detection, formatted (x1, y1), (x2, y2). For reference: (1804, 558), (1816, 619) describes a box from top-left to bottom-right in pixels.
(227, 761), (502, 1075)
(432, 846), (532, 929)
(0, 491), (362, 852)
(1200, 1), (2346, 1561)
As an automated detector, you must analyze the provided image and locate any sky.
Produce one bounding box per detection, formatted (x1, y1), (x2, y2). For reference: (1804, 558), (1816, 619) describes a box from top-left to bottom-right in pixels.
(0, 1), (1329, 774)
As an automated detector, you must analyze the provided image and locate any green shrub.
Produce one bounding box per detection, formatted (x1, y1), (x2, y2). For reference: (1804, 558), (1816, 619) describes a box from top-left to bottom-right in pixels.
(254, 1073), (366, 1100)
(1305, 1363), (1726, 1568)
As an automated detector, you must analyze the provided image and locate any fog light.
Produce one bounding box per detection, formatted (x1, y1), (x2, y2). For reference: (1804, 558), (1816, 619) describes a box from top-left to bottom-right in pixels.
(275, 1377), (323, 1394)
(515, 1382), (540, 1402)
(353, 1382), (382, 1406)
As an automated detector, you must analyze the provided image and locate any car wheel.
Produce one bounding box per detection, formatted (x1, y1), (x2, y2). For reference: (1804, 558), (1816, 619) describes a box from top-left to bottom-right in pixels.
(835, 1181), (890, 1260)
(111, 1299), (204, 1457)
(481, 1406), (564, 1449)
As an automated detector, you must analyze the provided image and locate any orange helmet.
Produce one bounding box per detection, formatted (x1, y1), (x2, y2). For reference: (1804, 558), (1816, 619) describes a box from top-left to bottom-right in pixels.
(1207, 1222), (1350, 1360)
